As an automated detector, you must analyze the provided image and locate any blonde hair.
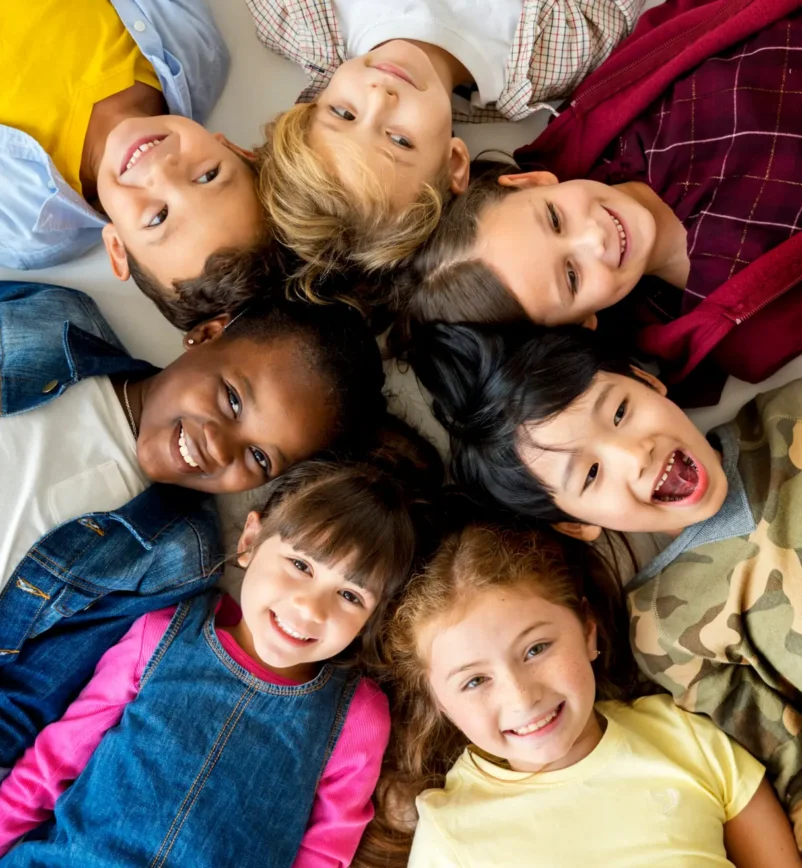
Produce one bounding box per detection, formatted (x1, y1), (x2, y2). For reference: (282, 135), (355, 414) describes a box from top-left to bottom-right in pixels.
(255, 103), (453, 307)
(353, 522), (638, 867)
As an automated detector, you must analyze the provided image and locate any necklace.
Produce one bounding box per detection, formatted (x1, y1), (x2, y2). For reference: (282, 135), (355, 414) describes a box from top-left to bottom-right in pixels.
(123, 379), (138, 440)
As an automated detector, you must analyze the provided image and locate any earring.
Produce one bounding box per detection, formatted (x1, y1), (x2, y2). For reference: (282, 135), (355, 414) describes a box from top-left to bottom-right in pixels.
(594, 649), (601, 660)
(186, 338), (195, 345)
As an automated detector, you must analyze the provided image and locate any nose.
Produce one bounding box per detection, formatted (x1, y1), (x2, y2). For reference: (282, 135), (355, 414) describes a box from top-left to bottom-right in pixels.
(203, 422), (235, 470)
(599, 431), (656, 479)
(363, 79), (397, 121)
(291, 589), (327, 625)
(142, 149), (181, 186)
(501, 669), (541, 714)
(574, 218), (607, 260)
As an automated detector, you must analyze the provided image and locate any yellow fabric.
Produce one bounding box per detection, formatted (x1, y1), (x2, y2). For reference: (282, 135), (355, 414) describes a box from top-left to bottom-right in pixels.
(0, 1), (161, 195)
(410, 695), (765, 868)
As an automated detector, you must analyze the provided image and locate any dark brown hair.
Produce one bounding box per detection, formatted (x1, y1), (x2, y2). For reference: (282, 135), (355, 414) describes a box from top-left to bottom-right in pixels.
(389, 160), (527, 355)
(247, 416), (445, 667)
(354, 521), (638, 866)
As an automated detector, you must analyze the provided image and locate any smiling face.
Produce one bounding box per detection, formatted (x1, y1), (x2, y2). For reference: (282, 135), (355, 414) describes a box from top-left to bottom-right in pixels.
(517, 371), (728, 534)
(236, 523), (377, 679)
(425, 585), (601, 773)
(309, 40), (466, 209)
(135, 324), (335, 494)
(473, 174), (658, 327)
(98, 116), (263, 287)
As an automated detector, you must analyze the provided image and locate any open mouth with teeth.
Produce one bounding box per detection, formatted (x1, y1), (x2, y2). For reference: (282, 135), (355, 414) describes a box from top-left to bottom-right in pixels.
(121, 135), (167, 175)
(178, 425), (198, 468)
(507, 702), (564, 737)
(652, 449), (700, 503)
(605, 207), (627, 266)
(271, 611), (317, 645)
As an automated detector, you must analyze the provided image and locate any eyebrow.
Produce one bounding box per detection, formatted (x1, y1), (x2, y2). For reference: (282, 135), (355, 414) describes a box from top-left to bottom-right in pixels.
(445, 621), (551, 681)
(560, 383), (614, 492)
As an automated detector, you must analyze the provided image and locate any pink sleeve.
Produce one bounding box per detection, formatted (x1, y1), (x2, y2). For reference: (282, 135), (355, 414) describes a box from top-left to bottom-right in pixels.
(293, 678), (390, 868)
(0, 607), (175, 854)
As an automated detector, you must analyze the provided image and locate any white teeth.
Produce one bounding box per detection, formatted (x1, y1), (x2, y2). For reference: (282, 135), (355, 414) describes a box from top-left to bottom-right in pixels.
(274, 613), (312, 641)
(125, 138), (164, 172)
(609, 211), (627, 261)
(178, 425), (199, 468)
(512, 707), (559, 736)
(654, 452), (677, 493)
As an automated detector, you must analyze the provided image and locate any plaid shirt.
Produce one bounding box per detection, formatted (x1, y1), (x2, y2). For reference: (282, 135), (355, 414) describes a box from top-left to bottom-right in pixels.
(589, 11), (802, 314)
(244, 0), (644, 122)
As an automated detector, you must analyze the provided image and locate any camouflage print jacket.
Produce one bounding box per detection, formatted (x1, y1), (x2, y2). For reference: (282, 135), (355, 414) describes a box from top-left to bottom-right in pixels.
(628, 378), (802, 844)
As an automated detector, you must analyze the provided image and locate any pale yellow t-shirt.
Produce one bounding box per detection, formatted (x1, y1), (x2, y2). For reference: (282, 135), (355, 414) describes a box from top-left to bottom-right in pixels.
(0, 1), (161, 195)
(410, 694), (765, 867)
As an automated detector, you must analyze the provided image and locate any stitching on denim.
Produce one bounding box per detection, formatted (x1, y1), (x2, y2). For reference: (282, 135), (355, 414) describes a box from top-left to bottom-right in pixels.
(0, 649), (20, 655)
(317, 671), (360, 781)
(15, 577), (50, 600)
(150, 685), (256, 867)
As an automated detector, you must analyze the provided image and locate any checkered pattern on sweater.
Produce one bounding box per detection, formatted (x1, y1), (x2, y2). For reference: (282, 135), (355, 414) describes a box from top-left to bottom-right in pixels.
(245, 0), (644, 122)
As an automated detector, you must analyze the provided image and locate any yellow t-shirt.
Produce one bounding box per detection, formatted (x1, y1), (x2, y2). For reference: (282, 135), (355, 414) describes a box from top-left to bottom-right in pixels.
(410, 694), (765, 867)
(0, 2), (161, 195)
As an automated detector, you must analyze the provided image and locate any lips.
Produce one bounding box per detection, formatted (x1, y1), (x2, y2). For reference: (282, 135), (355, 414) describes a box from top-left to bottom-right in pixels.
(171, 422), (205, 475)
(371, 62), (417, 88)
(652, 449), (707, 504)
(506, 703), (565, 738)
(270, 610), (318, 647)
(604, 207), (628, 267)
(119, 134), (168, 177)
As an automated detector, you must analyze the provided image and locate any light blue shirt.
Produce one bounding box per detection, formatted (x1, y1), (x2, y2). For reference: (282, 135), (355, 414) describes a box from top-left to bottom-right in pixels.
(0, 0), (230, 270)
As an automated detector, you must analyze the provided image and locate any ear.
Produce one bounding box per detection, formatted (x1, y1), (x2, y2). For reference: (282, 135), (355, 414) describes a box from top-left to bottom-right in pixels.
(448, 138), (471, 195)
(582, 313), (598, 330)
(218, 133), (257, 162)
(183, 313), (232, 350)
(101, 224), (130, 282)
(236, 510), (263, 568)
(584, 616), (599, 659)
(630, 366), (667, 396)
(551, 521), (602, 542)
(497, 170), (559, 190)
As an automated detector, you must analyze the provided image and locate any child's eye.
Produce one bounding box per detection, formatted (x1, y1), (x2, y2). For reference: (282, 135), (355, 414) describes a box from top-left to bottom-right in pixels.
(147, 206), (168, 228)
(462, 676), (487, 691)
(250, 447), (271, 476)
(290, 558), (311, 574)
(547, 202), (561, 232)
(583, 463), (599, 492)
(330, 106), (356, 121)
(196, 166), (220, 184)
(525, 642), (549, 659)
(339, 589), (364, 607)
(614, 400), (627, 426)
(227, 384), (241, 417)
(567, 265), (578, 297)
(388, 133), (412, 149)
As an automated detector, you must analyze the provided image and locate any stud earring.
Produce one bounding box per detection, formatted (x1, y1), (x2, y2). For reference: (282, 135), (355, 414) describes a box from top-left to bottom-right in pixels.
(186, 338), (195, 345)
(594, 649), (601, 659)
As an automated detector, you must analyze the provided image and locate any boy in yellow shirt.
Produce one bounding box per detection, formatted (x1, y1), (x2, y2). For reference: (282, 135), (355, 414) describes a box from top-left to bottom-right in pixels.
(0, 1), (265, 327)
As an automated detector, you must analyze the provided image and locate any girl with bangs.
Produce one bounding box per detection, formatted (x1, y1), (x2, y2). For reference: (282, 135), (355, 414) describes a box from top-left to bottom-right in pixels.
(0, 429), (442, 868)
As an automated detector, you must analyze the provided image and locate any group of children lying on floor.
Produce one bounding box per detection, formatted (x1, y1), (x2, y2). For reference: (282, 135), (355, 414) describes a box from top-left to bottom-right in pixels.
(2, 0), (802, 864)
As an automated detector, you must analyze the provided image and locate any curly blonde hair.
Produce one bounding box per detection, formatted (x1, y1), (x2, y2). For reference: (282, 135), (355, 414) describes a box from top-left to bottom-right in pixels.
(255, 103), (453, 306)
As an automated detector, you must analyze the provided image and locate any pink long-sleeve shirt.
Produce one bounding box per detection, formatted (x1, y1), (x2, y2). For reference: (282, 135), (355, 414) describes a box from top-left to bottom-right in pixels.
(0, 596), (390, 867)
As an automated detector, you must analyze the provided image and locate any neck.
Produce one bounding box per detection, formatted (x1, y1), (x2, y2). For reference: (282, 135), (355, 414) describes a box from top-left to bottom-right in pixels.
(405, 40), (473, 92)
(616, 181), (690, 289)
(509, 710), (606, 774)
(80, 83), (167, 204)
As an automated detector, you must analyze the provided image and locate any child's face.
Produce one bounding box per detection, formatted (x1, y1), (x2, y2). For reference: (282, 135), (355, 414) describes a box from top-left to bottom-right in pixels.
(518, 371), (728, 535)
(237, 523), (378, 675)
(473, 173), (657, 327)
(425, 586), (601, 773)
(136, 320), (336, 493)
(309, 41), (469, 208)
(97, 116), (263, 288)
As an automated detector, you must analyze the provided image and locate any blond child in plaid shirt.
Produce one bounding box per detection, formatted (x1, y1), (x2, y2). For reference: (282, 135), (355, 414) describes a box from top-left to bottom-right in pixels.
(246, 0), (643, 302)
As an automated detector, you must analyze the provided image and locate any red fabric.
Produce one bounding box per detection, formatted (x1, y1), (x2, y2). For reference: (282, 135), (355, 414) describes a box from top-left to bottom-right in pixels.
(514, 0), (802, 396)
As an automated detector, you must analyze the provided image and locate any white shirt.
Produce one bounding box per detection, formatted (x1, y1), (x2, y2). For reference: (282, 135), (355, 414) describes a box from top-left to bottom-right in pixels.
(0, 376), (150, 590)
(333, 0), (524, 107)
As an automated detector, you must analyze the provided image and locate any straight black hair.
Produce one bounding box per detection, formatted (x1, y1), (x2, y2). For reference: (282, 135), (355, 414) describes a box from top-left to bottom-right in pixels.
(406, 321), (640, 523)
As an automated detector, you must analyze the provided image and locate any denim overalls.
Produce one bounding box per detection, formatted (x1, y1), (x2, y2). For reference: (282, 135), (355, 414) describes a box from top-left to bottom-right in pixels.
(0, 282), (221, 768)
(4, 594), (359, 867)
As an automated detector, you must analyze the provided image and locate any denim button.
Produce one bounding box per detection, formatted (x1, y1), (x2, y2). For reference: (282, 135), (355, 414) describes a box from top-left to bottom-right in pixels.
(78, 518), (105, 537)
(42, 379), (58, 394)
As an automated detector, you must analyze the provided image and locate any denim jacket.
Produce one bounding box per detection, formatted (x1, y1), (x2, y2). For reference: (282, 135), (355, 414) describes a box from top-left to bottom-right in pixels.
(0, 281), (222, 767)
(0, 0), (229, 270)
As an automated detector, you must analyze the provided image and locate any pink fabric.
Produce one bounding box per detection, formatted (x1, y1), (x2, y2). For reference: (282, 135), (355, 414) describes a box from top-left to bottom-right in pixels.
(0, 599), (390, 867)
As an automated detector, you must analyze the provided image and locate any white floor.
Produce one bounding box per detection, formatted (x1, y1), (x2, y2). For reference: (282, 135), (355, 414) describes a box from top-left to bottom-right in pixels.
(4, 0), (801, 542)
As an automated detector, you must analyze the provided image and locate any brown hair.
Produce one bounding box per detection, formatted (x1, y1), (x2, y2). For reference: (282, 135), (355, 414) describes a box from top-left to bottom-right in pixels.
(389, 160), (528, 355)
(254, 103), (453, 306)
(247, 416), (444, 667)
(354, 522), (638, 866)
